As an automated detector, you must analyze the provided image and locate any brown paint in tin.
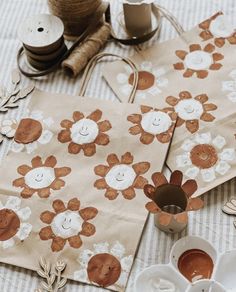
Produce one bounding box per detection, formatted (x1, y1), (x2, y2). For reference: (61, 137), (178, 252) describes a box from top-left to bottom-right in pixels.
(178, 249), (214, 282)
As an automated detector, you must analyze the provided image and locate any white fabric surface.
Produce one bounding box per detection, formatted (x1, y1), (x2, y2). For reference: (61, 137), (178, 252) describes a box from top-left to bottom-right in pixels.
(0, 0), (235, 291)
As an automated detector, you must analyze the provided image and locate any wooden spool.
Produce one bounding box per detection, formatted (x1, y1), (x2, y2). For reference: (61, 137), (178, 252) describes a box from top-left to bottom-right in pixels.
(18, 14), (67, 70)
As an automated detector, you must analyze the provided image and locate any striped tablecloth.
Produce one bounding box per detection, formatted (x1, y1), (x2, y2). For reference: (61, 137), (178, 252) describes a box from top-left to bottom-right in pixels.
(0, 0), (235, 291)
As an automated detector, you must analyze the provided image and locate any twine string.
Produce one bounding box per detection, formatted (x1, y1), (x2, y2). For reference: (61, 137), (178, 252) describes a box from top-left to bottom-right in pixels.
(79, 52), (139, 104)
(48, 0), (102, 37)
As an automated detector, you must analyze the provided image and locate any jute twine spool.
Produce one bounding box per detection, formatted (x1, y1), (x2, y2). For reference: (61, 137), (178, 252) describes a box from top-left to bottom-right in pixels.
(62, 22), (111, 77)
(48, 0), (102, 37)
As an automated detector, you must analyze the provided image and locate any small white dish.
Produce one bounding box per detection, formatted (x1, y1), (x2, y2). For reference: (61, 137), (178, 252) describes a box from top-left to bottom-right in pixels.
(186, 279), (226, 292)
(134, 264), (188, 292)
(213, 249), (236, 291)
(170, 235), (217, 274)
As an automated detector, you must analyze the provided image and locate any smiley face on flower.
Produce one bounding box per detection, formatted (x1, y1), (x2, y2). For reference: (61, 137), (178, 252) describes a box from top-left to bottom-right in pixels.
(127, 105), (177, 144)
(176, 132), (236, 182)
(94, 152), (150, 200)
(199, 12), (236, 47)
(11, 110), (54, 154)
(39, 198), (98, 252)
(174, 43), (224, 79)
(13, 155), (71, 198)
(58, 110), (111, 157)
(74, 241), (133, 289)
(116, 61), (168, 100)
(166, 91), (217, 133)
(0, 196), (32, 249)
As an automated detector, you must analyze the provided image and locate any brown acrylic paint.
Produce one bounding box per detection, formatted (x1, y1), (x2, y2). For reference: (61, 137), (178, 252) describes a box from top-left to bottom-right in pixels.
(178, 249), (214, 282)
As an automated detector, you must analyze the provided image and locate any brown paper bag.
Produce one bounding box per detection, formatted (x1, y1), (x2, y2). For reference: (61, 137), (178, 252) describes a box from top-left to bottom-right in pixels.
(102, 12), (236, 198)
(0, 54), (176, 291)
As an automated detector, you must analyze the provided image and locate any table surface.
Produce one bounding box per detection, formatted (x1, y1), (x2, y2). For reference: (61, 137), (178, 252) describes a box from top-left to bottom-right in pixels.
(0, 0), (235, 291)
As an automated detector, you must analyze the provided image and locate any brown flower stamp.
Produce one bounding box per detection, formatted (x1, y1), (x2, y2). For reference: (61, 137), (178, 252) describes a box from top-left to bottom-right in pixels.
(87, 253), (121, 287)
(58, 110), (111, 157)
(13, 156), (71, 198)
(166, 91), (217, 133)
(94, 152), (150, 200)
(174, 43), (224, 79)
(127, 105), (177, 144)
(0, 196), (32, 249)
(199, 12), (236, 47)
(39, 198), (98, 252)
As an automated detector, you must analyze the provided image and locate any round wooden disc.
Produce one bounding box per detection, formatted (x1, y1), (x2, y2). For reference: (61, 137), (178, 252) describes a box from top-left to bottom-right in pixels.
(18, 14), (64, 53)
(23, 42), (67, 62)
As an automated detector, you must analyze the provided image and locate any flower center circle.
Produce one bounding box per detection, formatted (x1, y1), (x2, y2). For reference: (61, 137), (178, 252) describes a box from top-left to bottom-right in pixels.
(70, 118), (99, 145)
(51, 210), (83, 239)
(175, 99), (204, 121)
(0, 209), (20, 241)
(128, 71), (155, 90)
(14, 118), (43, 144)
(209, 15), (235, 38)
(190, 144), (218, 169)
(105, 164), (136, 191)
(87, 253), (121, 288)
(184, 51), (212, 71)
(141, 111), (172, 135)
(25, 167), (56, 189)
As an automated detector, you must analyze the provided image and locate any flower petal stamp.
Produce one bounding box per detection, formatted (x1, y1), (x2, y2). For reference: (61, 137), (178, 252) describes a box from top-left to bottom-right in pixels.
(12, 110), (54, 154)
(74, 241), (133, 289)
(94, 152), (150, 200)
(127, 105), (177, 144)
(175, 132), (235, 183)
(199, 12), (236, 47)
(117, 61), (168, 100)
(13, 155), (71, 198)
(58, 110), (111, 157)
(222, 69), (236, 103)
(144, 170), (204, 233)
(0, 196), (32, 249)
(166, 91), (217, 133)
(39, 198), (98, 252)
(174, 43), (224, 79)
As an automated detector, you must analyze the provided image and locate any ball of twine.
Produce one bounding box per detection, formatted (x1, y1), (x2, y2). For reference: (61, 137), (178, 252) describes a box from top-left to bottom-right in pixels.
(48, 0), (102, 37)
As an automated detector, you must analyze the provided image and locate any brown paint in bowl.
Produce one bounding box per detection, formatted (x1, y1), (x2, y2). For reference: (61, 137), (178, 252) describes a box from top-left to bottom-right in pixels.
(178, 249), (214, 282)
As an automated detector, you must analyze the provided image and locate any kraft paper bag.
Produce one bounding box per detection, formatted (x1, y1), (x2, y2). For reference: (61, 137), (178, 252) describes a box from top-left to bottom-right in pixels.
(103, 12), (236, 146)
(0, 84), (176, 291)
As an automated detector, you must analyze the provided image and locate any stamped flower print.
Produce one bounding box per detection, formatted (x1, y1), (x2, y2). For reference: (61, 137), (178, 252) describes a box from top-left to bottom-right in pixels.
(174, 43), (224, 79)
(12, 110), (54, 154)
(199, 12), (236, 47)
(117, 61), (168, 99)
(0, 196), (32, 249)
(222, 69), (236, 103)
(13, 156), (71, 198)
(74, 241), (133, 288)
(166, 91), (217, 133)
(39, 198), (98, 252)
(94, 152), (150, 200)
(176, 132), (236, 182)
(58, 110), (111, 157)
(127, 105), (177, 144)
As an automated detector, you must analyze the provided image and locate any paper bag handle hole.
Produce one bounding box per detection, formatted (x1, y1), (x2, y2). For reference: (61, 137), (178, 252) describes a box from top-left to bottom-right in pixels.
(153, 184), (187, 212)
